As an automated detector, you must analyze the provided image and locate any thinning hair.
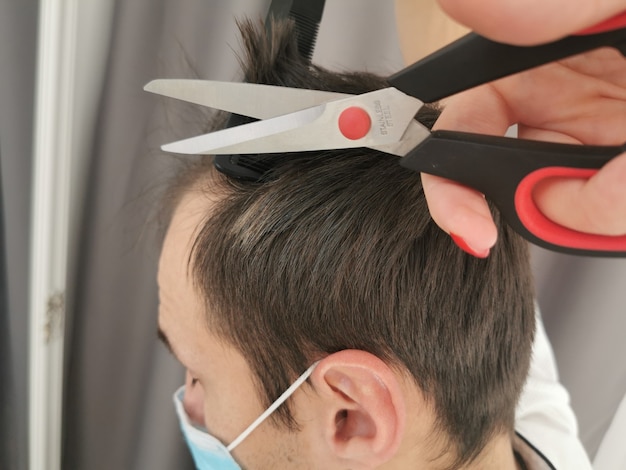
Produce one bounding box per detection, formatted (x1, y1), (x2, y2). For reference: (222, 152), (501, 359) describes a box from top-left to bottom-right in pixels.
(165, 19), (535, 468)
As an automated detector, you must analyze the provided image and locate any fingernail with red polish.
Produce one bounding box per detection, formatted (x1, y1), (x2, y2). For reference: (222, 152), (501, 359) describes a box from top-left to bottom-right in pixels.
(450, 233), (490, 258)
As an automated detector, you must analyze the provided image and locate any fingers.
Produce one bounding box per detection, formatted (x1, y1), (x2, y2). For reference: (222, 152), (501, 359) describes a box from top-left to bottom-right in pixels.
(423, 85), (511, 255)
(422, 173), (496, 257)
(436, 0), (626, 44)
(533, 151), (626, 235)
(434, 84), (513, 136)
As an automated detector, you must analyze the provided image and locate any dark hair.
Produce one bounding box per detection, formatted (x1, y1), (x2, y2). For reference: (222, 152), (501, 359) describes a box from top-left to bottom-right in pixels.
(167, 19), (535, 468)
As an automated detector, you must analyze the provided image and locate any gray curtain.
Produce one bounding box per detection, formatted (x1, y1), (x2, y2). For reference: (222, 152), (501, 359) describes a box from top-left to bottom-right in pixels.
(0, 1), (39, 469)
(1, 2), (624, 470)
(0, 150), (15, 467)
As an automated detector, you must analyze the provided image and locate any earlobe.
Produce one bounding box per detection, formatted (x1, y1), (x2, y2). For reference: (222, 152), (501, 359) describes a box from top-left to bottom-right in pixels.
(311, 350), (406, 468)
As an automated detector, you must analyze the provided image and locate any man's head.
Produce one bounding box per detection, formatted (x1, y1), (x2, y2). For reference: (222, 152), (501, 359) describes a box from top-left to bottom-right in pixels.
(157, 19), (535, 469)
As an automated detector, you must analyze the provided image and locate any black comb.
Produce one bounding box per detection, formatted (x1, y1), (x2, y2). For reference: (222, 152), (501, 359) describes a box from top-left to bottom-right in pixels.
(214, 0), (326, 181)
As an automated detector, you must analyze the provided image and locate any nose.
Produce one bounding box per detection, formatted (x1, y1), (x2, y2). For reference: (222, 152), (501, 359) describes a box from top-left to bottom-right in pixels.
(183, 371), (206, 426)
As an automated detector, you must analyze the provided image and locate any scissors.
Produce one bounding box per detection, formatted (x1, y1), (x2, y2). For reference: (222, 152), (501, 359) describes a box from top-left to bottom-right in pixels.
(145, 14), (626, 257)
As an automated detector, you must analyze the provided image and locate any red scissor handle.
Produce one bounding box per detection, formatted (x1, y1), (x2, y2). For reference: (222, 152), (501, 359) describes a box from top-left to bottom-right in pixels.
(577, 11), (626, 35)
(515, 167), (626, 252)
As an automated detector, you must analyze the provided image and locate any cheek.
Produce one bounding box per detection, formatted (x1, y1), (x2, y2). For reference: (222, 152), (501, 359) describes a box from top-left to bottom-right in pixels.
(183, 371), (206, 426)
(201, 388), (234, 441)
(200, 379), (263, 445)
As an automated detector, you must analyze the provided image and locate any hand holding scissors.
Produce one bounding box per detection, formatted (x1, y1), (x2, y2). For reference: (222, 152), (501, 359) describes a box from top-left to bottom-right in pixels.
(146, 15), (626, 257)
(417, 2), (626, 256)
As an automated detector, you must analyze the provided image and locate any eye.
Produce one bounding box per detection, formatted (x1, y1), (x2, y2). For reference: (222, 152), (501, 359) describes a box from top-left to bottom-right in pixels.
(191, 377), (199, 386)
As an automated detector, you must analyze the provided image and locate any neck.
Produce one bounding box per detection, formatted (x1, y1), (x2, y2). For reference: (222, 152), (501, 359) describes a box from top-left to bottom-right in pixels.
(469, 432), (522, 470)
(390, 431), (522, 469)
(390, 388), (523, 469)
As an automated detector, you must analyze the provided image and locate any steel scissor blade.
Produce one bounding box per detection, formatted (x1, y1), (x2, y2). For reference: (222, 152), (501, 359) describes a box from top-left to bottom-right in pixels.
(163, 105), (325, 154)
(162, 88), (424, 155)
(144, 79), (350, 119)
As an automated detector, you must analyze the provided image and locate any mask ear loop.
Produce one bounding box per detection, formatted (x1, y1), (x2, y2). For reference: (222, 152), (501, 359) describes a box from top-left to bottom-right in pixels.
(226, 361), (319, 451)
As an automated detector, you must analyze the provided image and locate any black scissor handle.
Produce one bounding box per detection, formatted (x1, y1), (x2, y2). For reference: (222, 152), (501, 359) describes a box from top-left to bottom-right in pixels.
(400, 131), (626, 257)
(389, 27), (626, 103)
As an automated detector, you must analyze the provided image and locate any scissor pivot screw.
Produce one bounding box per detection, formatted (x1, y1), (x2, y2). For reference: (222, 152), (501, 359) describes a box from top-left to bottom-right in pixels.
(338, 106), (371, 140)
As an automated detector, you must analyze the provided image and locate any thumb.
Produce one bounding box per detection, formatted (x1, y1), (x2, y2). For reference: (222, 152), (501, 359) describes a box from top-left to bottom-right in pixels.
(437, 0), (626, 45)
(533, 151), (626, 236)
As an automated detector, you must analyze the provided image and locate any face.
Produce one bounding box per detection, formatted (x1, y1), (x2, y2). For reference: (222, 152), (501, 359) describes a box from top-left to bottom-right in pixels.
(157, 188), (317, 469)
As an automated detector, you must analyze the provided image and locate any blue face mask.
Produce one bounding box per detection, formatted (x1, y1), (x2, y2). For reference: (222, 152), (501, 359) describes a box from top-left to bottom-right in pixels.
(173, 362), (318, 470)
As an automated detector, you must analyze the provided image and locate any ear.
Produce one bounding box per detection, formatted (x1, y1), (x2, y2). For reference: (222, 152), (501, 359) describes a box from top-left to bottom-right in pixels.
(310, 350), (406, 468)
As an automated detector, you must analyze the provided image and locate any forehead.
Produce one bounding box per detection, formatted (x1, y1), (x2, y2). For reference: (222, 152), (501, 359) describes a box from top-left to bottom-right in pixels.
(157, 188), (217, 356)
(159, 189), (211, 291)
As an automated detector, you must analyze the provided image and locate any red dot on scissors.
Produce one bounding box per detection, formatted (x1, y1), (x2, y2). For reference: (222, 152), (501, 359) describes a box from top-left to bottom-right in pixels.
(338, 106), (371, 140)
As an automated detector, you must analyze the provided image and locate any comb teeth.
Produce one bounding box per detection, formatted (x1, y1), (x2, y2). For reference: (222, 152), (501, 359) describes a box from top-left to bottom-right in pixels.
(212, 112), (270, 181)
(232, 155), (273, 173)
(213, 153), (279, 182)
(291, 12), (320, 60)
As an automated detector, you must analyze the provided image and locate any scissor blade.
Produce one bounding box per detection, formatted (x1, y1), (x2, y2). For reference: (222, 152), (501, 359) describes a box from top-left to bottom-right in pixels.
(144, 79), (350, 119)
(162, 88), (424, 155)
(163, 105), (325, 154)
(370, 120), (432, 157)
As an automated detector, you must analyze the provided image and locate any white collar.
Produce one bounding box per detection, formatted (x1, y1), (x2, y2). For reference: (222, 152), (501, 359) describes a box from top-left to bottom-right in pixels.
(513, 432), (556, 470)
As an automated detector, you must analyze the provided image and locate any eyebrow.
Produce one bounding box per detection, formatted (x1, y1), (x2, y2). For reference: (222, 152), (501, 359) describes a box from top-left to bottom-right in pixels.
(157, 326), (179, 360)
